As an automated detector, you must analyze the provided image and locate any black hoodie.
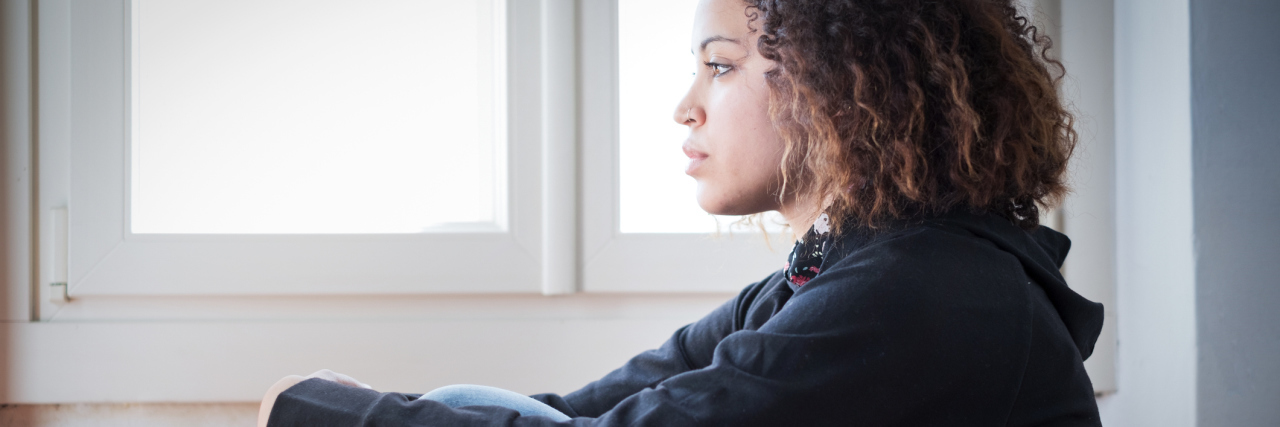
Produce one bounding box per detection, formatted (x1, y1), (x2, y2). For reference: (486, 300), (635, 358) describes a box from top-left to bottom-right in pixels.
(269, 210), (1104, 426)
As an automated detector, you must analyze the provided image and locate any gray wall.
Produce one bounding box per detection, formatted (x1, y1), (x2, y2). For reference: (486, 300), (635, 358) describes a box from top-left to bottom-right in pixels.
(1191, 1), (1280, 425)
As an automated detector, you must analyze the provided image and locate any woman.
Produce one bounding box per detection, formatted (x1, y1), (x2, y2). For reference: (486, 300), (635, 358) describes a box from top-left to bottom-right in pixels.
(260, 0), (1103, 424)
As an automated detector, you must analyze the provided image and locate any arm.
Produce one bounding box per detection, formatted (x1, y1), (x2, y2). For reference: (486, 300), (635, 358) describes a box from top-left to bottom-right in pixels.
(578, 247), (1036, 426)
(542, 275), (762, 417)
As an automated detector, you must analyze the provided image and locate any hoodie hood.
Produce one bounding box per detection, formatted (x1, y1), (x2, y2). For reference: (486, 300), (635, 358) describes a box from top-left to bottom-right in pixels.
(937, 211), (1106, 360)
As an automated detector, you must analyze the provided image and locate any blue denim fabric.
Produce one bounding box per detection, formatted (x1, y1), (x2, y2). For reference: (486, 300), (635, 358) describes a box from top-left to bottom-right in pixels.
(419, 384), (571, 422)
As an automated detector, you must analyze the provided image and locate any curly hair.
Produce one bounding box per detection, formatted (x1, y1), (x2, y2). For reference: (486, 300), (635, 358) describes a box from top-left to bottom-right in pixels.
(743, 0), (1076, 232)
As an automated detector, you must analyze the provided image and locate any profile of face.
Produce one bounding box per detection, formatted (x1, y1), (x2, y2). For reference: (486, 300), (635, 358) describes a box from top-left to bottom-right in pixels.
(676, 0), (786, 216)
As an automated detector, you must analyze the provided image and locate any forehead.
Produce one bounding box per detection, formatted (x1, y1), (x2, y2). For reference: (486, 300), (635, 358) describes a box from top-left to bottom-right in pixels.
(691, 0), (753, 49)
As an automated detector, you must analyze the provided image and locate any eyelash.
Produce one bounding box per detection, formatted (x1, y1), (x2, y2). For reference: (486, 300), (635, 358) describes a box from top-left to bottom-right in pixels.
(703, 61), (732, 77)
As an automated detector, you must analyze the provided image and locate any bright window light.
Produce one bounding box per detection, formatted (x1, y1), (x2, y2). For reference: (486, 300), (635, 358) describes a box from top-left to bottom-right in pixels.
(130, 0), (504, 234)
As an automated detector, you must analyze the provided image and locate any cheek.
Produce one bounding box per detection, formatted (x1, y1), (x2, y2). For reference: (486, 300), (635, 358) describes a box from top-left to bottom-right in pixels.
(709, 88), (783, 173)
(725, 85), (770, 125)
(696, 85), (785, 213)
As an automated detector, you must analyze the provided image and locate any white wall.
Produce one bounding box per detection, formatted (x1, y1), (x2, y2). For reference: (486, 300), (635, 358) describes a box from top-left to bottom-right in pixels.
(1189, 0), (1280, 424)
(1, 0), (34, 324)
(1098, 0), (1198, 425)
(1, 0), (36, 406)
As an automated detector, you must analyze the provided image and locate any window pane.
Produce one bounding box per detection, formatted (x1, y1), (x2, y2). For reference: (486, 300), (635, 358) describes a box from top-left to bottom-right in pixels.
(130, 0), (504, 234)
(617, 0), (782, 233)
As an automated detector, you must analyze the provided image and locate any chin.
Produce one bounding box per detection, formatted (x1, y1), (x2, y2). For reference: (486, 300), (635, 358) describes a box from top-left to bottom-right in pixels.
(693, 186), (732, 215)
(695, 185), (763, 216)
(696, 199), (734, 216)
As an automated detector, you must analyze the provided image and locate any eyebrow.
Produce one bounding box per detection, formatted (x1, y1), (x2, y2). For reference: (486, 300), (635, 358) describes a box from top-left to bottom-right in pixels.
(696, 35), (740, 53)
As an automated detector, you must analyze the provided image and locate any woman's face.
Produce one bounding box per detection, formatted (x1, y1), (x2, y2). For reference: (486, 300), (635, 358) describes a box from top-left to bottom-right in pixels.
(676, 0), (786, 216)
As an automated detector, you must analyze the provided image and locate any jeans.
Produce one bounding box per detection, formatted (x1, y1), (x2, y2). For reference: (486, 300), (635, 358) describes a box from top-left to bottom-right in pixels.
(419, 384), (572, 422)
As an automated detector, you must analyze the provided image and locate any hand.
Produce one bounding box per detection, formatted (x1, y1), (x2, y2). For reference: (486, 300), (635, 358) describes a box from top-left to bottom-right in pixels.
(304, 369), (374, 390)
(256, 370), (375, 427)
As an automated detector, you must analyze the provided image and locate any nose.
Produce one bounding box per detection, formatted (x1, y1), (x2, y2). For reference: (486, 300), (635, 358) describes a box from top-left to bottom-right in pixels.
(673, 103), (704, 127)
(673, 84), (704, 127)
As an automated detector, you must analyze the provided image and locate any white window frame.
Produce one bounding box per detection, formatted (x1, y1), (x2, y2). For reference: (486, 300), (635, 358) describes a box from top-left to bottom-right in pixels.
(1049, 0), (1118, 395)
(34, 0), (578, 307)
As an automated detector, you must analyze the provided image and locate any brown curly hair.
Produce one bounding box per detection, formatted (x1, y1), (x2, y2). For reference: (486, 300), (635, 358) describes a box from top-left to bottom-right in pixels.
(744, 0), (1076, 232)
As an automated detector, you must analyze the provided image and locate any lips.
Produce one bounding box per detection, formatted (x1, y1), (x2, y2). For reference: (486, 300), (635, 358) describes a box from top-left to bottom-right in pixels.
(682, 144), (709, 175)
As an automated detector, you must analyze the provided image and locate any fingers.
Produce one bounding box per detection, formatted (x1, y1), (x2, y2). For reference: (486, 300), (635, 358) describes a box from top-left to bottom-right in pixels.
(333, 372), (373, 390)
(305, 369), (373, 389)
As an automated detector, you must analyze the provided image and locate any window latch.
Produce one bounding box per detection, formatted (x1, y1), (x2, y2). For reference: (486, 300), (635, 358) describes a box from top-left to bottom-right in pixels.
(49, 207), (70, 303)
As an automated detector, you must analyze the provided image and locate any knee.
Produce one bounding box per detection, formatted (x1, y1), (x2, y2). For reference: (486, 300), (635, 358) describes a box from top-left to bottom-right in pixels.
(418, 384), (571, 421)
(420, 384), (490, 405)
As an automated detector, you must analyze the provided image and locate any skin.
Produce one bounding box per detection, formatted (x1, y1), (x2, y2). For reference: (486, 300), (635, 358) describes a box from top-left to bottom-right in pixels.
(258, 0), (823, 423)
(678, 0), (822, 240)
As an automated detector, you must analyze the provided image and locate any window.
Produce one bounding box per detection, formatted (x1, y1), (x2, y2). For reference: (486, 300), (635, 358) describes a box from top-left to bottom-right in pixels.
(616, 0), (703, 234)
(130, 0), (504, 235)
(38, 0), (547, 302)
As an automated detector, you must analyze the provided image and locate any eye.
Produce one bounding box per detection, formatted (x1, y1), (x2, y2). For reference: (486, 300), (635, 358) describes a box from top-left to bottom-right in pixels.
(704, 61), (732, 77)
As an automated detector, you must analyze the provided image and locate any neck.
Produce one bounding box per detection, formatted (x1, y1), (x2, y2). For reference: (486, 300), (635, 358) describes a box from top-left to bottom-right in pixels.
(778, 196), (825, 243)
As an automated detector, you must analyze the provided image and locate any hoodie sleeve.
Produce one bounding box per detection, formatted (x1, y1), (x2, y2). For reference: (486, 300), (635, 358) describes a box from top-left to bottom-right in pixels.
(538, 275), (776, 417)
(566, 236), (1041, 426)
